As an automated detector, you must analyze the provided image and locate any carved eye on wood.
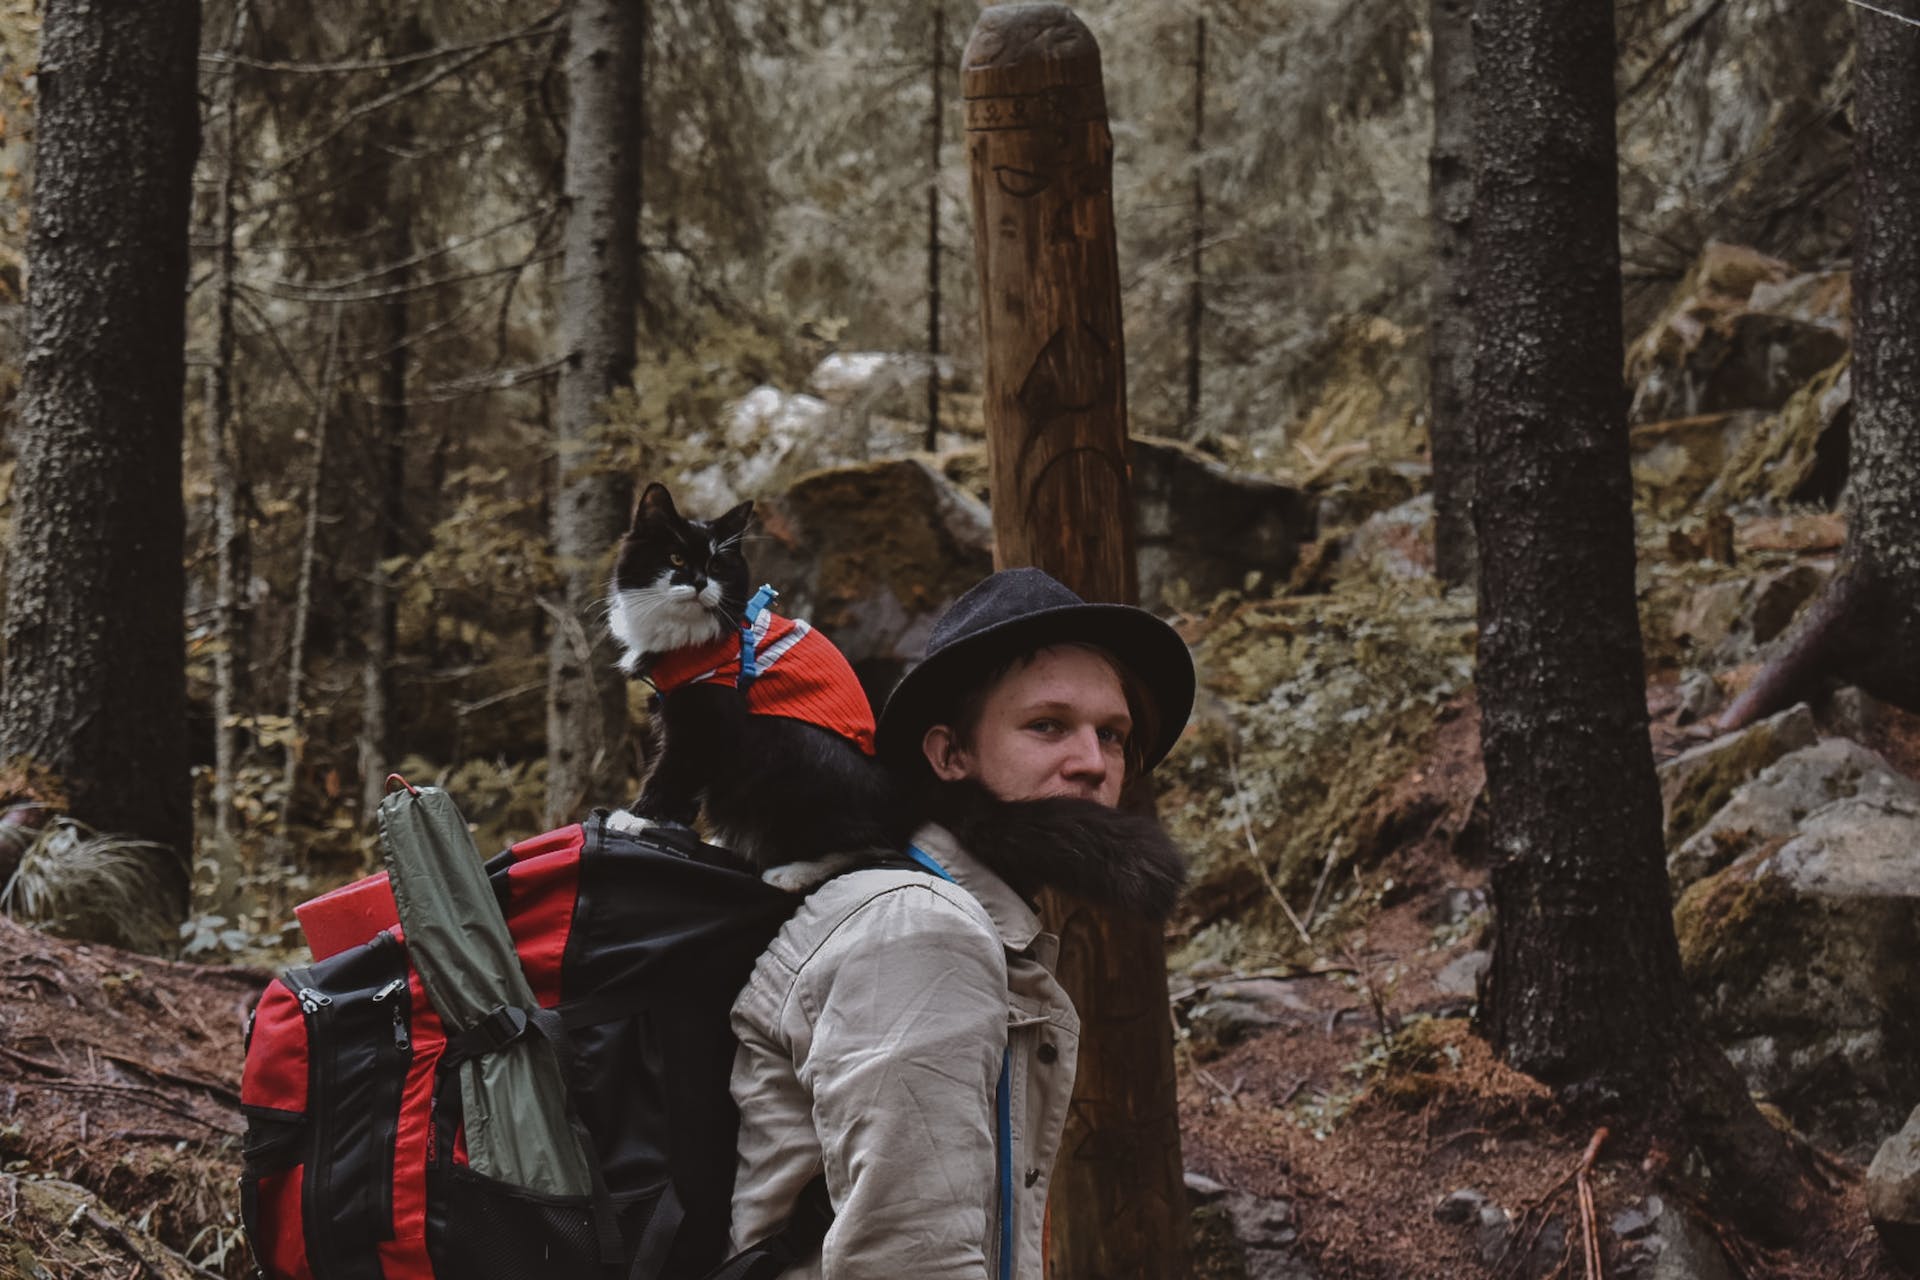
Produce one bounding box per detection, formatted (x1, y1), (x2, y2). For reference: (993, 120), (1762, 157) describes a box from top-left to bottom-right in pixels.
(994, 165), (1050, 198)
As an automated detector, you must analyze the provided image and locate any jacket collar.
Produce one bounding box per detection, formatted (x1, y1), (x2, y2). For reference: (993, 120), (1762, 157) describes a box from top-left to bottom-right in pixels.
(907, 819), (1044, 955)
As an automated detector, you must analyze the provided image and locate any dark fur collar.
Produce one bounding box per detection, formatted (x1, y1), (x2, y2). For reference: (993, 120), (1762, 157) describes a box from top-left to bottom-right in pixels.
(920, 779), (1187, 920)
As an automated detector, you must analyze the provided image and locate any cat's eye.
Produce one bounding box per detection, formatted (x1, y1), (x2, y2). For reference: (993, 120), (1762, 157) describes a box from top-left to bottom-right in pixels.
(669, 553), (686, 568)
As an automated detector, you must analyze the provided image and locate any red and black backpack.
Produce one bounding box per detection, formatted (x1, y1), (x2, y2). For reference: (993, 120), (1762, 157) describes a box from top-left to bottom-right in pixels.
(239, 813), (828, 1280)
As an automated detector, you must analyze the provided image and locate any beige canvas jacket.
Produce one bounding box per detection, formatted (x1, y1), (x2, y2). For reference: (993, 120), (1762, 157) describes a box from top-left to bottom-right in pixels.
(728, 820), (1080, 1279)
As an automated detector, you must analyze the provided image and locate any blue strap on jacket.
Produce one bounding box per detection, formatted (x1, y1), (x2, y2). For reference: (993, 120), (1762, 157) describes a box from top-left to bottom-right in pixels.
(737, 583), (778, 691)
(905, 844), (1017, 1280)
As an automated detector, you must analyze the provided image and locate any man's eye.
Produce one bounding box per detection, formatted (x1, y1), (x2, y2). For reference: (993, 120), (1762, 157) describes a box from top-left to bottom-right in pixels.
(1027, 719), (1061, 734)
(669, 553), (687, 568)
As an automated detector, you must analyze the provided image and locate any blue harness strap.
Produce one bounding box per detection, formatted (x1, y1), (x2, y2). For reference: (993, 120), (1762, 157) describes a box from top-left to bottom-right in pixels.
(737, 583), (779, 691)
(907, 844), (1017, 1280)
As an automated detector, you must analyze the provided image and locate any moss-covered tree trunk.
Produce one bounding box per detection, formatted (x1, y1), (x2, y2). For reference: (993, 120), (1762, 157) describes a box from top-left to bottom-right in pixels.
(1427, 0), (1475, 587)
(1469, 0), (1805, 1232)
(2, 0), (201, 917)
(545, 0), (641, 824)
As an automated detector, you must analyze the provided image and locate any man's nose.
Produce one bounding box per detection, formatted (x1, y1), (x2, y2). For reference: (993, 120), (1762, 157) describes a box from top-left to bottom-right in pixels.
(1060, 726), (1108, 779)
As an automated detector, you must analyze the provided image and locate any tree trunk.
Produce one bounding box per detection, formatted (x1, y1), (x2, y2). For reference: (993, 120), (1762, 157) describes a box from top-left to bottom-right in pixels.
(1187, 16), (1205, 433)
(925, 1), (944, 453)
(1834, 3), (1920, 705)
(359, 76), (416, 823)
(1427, 0), (1476, 587)
(1715, 4), (1920, 731)
(546, 0), (642, 825)
(2, 0), (201, 918)
(282, 313), (343, 837)
(205, 0), (252, 851)
(964, 9), (1190, 1276)
(1469, 0), (1805, 1234)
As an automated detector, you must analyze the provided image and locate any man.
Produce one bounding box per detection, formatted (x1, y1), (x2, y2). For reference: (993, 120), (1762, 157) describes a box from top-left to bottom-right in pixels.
(728, 567), (1194, 1278)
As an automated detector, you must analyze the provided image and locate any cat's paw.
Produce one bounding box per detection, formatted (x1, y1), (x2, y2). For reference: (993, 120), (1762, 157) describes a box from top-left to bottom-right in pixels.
(761, 853), (862, 894)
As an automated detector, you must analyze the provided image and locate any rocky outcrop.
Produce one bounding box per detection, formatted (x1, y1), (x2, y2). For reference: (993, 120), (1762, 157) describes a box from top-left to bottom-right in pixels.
(751, 458), (994, 704)
(1869, 1105), (1920, 1270)
(1669, 736), (1910, 889)
(1188, 1172), (1319, 1280)
(1626, 244), (1849, 427)
(1657, 703), (1816, 850)
(1674, 750), (1920, 1159)
(1131, 436), (1314, 610)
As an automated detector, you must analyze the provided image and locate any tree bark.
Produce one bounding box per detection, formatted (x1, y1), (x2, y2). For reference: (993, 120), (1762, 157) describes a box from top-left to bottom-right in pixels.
(281, 313), (343, 837)
(1468, 0), (1804, 1233)
(359, 26), (418, 823)
(1834, 2), (1920, 706)
(1187, 16), (1205, 433)
(964, 9), (1189, 1275)
(925, 1), (944, 453)
(1427, 0), (1476, 587)
(205, 0), (253, 850)
(1715, 3), (1920, 730)
(3, 0), (201, 919)
(546, 0), (642, 825)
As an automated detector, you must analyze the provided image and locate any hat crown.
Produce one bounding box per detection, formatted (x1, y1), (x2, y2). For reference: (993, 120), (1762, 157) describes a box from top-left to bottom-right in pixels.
(926, 568), (1086, 656)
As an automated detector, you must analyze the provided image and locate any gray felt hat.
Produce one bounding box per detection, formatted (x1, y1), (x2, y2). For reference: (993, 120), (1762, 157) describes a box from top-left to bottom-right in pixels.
(875, 567), (1195, 773)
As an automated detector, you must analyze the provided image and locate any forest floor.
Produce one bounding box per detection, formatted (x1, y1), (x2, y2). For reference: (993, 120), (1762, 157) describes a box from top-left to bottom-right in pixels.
(0, 694), (1916, 1277)
(1176, 691), (1920, 1280)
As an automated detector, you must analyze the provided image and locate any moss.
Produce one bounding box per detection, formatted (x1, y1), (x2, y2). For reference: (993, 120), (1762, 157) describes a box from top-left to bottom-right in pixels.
(1160, 580), (1475, 956)
(1660, 706), (1813, 846)
(1672, 847), (1798, 988)
(1713, 356), (1850, 506)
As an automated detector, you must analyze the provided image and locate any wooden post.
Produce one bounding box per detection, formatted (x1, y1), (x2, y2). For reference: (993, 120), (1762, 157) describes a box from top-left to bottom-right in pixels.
(964, 7), (1190, 1276)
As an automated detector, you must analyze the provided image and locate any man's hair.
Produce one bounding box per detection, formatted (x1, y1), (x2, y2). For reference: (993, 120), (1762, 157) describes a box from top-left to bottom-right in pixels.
(938, 640), (1160, 781)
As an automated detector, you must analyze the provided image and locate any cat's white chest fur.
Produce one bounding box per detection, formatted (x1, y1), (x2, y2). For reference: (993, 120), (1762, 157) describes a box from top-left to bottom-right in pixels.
(607, 577), (729, 674)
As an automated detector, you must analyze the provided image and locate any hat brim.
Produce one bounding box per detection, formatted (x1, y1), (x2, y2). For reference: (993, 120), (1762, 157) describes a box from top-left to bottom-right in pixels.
(876, 602), (1195, 775)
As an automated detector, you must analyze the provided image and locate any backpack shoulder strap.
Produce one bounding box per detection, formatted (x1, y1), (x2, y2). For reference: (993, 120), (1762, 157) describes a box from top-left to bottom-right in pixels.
(698, 1174), (831, 1280)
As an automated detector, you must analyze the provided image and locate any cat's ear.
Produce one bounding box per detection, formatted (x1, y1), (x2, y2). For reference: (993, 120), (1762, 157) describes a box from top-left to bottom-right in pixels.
(714, 500), (755, 540)
(634, 482), (678, 529)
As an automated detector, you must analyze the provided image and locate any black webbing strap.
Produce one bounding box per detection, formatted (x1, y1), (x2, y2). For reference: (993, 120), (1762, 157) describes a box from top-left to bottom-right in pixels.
(699, 1174), (833, 1280)
(627, 1180), (686, 1280)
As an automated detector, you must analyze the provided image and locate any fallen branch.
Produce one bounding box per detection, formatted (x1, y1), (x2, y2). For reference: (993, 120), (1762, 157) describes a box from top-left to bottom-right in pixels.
(71, 1206), (170, 1280)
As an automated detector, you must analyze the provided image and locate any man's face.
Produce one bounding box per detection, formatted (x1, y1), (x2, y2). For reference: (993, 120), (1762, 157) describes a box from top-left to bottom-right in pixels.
(923, 644), (1132, 808)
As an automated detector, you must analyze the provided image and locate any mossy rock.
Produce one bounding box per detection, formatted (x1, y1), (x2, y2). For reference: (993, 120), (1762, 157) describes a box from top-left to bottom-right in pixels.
(1705, 357), (1851, 509)
(1656, 703), (1816, 848)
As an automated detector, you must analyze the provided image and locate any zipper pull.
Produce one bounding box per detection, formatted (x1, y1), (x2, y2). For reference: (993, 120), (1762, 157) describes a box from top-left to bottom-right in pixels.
(372, 977), (407, 1002)
(296, 986), (334, 1014)
(392, 1002), (411, 1051)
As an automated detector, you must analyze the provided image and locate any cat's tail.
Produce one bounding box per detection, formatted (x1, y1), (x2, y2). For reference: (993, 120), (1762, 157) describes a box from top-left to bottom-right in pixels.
(919, 779), (1187, 919)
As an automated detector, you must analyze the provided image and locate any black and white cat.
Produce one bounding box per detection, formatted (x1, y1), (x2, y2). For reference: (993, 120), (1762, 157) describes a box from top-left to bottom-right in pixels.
(606, 482), (899, 888)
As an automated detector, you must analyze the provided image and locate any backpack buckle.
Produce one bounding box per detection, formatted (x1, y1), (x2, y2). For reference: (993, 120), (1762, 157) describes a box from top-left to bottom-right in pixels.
(446, 1005), (530, 1065)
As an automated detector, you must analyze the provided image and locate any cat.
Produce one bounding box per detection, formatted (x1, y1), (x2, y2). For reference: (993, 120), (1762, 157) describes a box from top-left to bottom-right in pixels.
(605, 481), (899, 889)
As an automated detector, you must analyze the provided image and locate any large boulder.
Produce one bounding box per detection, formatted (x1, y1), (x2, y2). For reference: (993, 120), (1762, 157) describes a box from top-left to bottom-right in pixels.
(1870, 1105), (1920, 1271)
(1669, 736), (1911, 889)
(1674, 753), (1920, 1159)
(1626, 243), (1850, 426)
(1703, 358), (1851, 511)
(1657, 703), (1817, 851)
(751, 458), (994, 706)
(1131, 436), (1314, 610)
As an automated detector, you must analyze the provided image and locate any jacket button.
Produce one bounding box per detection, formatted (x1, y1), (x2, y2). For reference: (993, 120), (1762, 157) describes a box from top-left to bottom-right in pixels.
(1037, 1042), (1058, 1064)
(1025, 1168), (1041, 1188)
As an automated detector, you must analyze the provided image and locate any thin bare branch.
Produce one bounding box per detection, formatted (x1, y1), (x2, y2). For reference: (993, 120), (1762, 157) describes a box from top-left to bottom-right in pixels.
(201, 6), (561, 75)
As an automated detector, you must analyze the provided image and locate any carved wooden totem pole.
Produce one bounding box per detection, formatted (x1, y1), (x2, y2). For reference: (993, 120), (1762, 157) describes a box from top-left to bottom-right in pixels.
(964, 6), (1190, 1275)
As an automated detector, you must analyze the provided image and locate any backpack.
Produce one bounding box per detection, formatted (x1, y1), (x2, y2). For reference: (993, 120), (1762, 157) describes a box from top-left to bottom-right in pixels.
(239, 809), (829, 1280)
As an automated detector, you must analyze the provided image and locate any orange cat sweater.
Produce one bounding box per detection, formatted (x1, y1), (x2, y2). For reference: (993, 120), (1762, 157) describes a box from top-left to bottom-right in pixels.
(645, 607), (877, 756)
